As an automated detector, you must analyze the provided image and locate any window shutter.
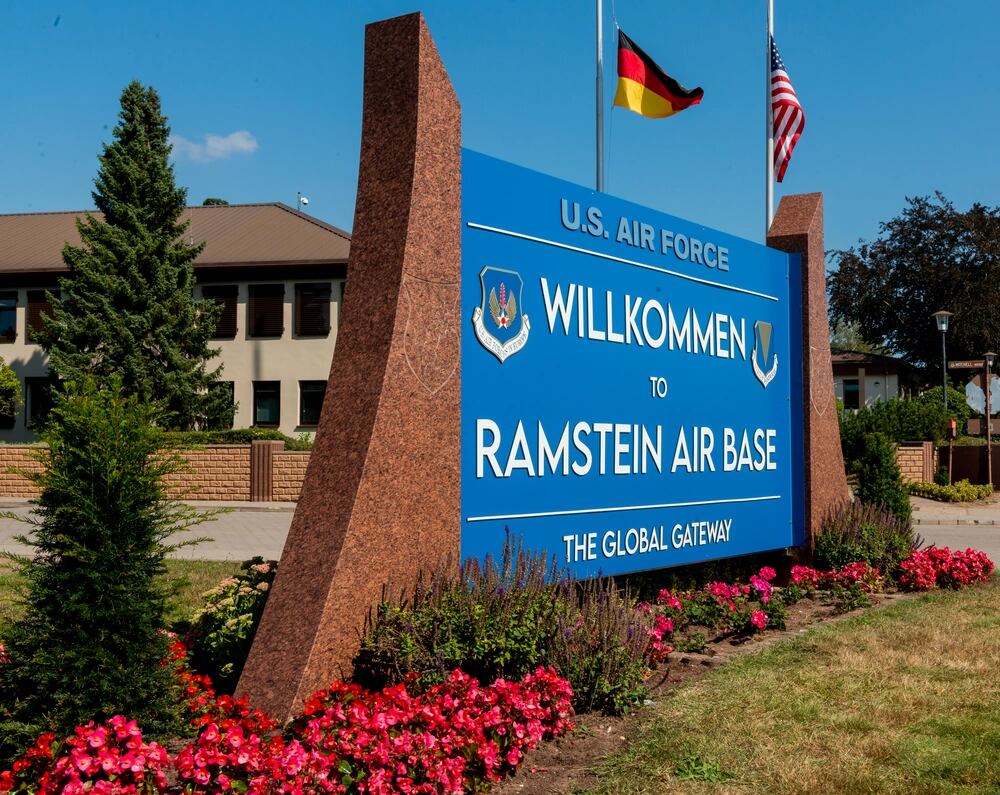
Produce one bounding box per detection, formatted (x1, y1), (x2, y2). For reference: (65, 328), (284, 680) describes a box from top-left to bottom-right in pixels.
(26, 290), (54, 342)
(249, 284), (285, 338)
(203, 285), (239, 339)
(295, 283), (331, 337)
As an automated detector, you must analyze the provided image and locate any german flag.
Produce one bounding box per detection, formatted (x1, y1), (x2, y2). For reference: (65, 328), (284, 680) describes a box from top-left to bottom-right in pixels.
(614, 29), (703, 119)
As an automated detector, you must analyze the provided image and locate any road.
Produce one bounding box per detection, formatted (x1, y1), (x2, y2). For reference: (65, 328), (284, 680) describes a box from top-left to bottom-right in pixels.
(2, 495), (998, 564)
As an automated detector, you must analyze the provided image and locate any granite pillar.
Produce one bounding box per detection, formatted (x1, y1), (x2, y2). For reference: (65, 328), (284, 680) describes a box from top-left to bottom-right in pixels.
(767, 193), (850, 550)
(237, 11), (461, 718)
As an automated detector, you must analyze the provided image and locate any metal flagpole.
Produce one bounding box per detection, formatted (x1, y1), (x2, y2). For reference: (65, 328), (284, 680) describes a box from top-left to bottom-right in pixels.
(596, 0), (605, 192)
(765, 0), (775, 237)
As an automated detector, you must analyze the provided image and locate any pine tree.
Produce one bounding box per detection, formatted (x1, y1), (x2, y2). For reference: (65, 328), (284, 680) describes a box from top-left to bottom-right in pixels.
(0, 379), (196, 760)
(36, 81), (225, 429)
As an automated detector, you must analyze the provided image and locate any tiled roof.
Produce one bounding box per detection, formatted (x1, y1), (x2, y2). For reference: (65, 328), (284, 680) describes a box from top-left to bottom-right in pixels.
(0, 203), (350, 275)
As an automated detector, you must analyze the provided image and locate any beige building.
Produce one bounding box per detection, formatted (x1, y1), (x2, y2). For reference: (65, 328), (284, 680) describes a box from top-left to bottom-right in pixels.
(0, 203), (349, 441)
(831, 348), (919, 409)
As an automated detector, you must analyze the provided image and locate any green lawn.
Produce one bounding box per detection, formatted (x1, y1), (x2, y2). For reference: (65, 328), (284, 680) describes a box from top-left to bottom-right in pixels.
(0, 559), (240, 632)
(590, 577), (1000, 795)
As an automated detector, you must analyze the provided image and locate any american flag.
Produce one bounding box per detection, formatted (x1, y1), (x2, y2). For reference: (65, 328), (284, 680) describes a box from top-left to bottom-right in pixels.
(770, 36), (805, 183)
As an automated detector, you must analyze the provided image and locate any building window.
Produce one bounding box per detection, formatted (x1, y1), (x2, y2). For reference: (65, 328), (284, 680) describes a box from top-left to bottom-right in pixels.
(25, 377), (57, 429)
(208, 381), (236, 430)
(26, 290), (57, 343)
(202, 285), (239, 339)
(842, 378), (860, 410)
(0, 293), (16, 342)
(248, 284), (284, 338)
(253, 381), (280, 427)
(294, 283), (331, 337)
(299, 380), (327, 426)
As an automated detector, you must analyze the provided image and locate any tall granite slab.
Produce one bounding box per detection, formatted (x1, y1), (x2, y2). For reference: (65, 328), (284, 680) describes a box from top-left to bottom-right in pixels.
(767, 193), (850, 549)
(237, 12), (461, 719)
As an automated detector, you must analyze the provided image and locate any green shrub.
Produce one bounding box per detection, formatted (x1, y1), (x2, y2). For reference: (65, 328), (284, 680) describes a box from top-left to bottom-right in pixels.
(0, 379), (202, 761)
(355, 539), (651, 715)
(856, 432), (912, 521)
(916, 385), (971, 430)
(907, 479), (993, 502)
(548, 578), (650, 714)
(814, 500), (919, 576)
(839, 399), (949, 470)
(185, 557), (277, 692)
(0, 357), (18, 419)
(161, 427), (313, 450)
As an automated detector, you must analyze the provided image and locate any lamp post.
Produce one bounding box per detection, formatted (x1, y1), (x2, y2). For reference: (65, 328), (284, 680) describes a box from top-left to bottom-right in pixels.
(986, 351), (996, 491)
(932, 310), (953, 410)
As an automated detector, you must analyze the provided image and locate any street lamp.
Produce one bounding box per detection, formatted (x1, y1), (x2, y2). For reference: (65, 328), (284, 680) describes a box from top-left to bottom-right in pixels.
(986, 351), (996, 491)
(932, 310), (953, 410)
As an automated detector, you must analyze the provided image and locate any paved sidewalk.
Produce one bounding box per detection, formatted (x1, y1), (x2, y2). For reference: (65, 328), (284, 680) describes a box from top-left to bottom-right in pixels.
(0, 499), (295, 561)
(911, 495), (1000, 525)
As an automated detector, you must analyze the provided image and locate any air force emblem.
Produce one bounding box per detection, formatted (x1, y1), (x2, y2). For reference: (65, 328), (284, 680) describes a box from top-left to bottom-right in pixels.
(472, 266), (530, 363)
(752, 320), (778, 388)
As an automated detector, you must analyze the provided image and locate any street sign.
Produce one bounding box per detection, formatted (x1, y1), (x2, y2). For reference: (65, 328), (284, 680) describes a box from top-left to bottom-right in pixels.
(949, 359), (985, 370)
(967, 418), (1000, 435)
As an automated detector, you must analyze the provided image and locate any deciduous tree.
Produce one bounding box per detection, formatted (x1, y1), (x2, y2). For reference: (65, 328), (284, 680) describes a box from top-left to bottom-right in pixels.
(829, 194), (1000, 379)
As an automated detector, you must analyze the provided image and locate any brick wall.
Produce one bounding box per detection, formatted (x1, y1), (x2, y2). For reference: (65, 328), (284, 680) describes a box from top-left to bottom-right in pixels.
(0, 444), (257, 502)
(273, 451), (310, 501)
(0, 445), (45, 498)
(896, 442), (935, 483)
(161, 446), (252, 501)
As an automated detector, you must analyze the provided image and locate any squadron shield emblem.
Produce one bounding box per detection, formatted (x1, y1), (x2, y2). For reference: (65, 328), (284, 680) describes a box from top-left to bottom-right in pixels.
(752, 320), (779, 388)
(472, 266), (530, 363)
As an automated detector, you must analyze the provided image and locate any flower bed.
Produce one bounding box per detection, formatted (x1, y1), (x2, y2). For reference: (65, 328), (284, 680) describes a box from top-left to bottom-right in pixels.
(1, 639), (574, 795)
(639, 549), (993, 663)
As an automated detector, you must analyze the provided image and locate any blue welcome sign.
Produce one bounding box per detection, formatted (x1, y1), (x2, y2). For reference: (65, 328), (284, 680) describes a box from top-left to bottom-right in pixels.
(461, 150), (804, 577)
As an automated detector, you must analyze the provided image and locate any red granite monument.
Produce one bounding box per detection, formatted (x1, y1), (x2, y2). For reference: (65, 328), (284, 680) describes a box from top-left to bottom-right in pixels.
(238, 12), (462, 718)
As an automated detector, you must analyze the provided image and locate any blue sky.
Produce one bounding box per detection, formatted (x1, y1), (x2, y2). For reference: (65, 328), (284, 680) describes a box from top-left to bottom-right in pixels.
(1, 1), (998, 253)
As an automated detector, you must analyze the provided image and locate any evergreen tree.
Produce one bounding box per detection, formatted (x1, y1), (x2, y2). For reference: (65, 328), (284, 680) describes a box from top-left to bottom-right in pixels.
(856, 432), (912, 522)
(36, 81), (225, 429)
(0, 379), (198, 759)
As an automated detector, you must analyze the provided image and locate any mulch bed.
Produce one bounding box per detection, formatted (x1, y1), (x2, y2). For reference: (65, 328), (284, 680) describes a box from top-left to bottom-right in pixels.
(494, 591), (919, 795)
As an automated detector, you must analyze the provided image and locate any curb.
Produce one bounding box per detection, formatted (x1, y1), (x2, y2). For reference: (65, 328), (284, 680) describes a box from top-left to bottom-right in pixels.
(914, 518), (1000, 526)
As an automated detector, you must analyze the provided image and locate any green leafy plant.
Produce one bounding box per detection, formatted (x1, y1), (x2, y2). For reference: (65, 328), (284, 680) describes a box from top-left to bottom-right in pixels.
(815, 500), (919, 576)
(916, 385), (971, 430)
(673, 751), (733, 783)
(355, 537), (651, 715)
(856, 432), (912, 521)
(0, 357), (19, 421)
(907, 479), (993, 502)
(549, 577), (650, 715)
(186, 557), (277, 692)
(672, 632), (708, 653)
(829, 581), (872, 613)
(0, 378), (209, 760)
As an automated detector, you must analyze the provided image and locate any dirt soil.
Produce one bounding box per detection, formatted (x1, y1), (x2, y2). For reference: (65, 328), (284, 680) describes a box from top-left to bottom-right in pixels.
(493, 592), (918, 795)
